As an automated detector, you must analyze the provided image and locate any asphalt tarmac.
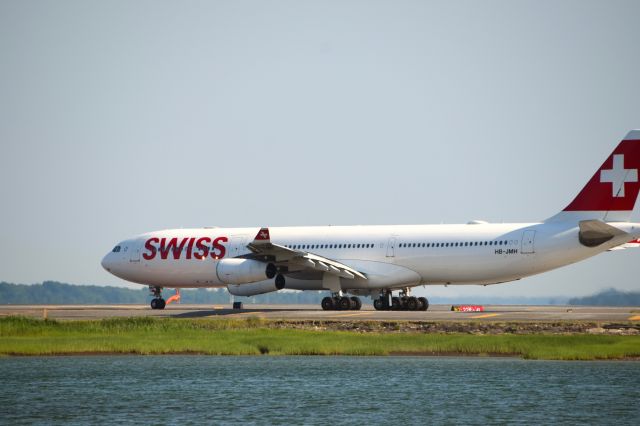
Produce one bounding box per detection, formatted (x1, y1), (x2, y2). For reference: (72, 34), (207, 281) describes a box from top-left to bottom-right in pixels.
(1, 304), (639, 322)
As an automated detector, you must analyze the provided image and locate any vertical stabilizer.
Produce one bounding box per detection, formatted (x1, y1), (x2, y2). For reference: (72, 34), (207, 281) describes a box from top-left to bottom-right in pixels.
(547, 130), (640, 222)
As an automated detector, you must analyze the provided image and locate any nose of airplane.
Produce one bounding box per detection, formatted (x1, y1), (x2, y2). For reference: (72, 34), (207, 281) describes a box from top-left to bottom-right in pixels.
(101, 253), (113, 272)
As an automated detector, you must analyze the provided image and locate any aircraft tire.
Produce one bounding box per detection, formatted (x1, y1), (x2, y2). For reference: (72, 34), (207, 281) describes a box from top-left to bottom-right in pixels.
(350, 297), (362, 310)
(332, 297), (341, 310)
(418, 297), (429, 311)
(338, 297), (351, 310)
(373, 299), (383, 310)
(400, 296), (408, 310)
(391, 297), (401, 310)
(150, 298), (166, 310)
(407, 297), (418, 311)
(321, 297), (335, 311)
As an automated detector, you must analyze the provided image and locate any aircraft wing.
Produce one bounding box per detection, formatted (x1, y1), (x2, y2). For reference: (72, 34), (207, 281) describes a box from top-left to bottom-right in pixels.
(245, 227), (367, 280)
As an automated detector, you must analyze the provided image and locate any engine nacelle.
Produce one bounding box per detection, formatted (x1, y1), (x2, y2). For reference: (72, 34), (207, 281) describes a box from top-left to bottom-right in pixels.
(227, 278), (285, 297)
(216, 258), (276, 285)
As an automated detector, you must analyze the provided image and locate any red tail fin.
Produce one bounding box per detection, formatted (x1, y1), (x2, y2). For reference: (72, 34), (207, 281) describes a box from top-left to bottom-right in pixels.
(550, 130), (640, 222)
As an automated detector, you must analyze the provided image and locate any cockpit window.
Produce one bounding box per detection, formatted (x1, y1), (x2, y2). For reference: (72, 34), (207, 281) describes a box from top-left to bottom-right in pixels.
(112, 246), (121, 253)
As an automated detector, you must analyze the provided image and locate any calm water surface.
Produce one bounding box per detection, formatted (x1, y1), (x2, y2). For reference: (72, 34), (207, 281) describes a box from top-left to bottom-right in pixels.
(0, 356), (638, 425)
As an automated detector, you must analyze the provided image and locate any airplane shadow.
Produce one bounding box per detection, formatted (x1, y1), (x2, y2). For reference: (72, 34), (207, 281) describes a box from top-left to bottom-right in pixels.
(170, 308), (295, 318)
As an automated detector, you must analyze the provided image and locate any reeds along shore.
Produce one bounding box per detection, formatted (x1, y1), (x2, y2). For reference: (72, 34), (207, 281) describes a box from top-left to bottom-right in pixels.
(0, 317), (639, 360)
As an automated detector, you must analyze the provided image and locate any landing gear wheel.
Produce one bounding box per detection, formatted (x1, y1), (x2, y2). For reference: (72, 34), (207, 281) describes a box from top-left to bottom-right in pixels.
(321, 297), (335, 311)
(150, 298), (166, 310)
(373, 299), (383, 310)
(400, 296), (409, 310)
(350, 297), (362, 310)
(338, 297), (351, 310)
(332, 297), (341, 309)
(391, 297), (401, 310)
(418, 297), (429, 311)
(407, 296), (418, 311)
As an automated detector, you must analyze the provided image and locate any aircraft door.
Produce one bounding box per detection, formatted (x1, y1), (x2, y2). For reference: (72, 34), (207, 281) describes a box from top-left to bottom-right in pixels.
(521, 230), (536, 254)
(386, 237), (397, 257)
(129, 240), (141, 262)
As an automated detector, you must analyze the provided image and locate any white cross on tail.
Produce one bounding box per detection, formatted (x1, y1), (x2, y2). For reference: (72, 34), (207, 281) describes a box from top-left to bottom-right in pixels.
(600, 154), (638, 197)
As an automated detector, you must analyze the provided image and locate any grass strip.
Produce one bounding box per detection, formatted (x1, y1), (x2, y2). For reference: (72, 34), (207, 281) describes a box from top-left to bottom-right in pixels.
(1, 316), (639, 360)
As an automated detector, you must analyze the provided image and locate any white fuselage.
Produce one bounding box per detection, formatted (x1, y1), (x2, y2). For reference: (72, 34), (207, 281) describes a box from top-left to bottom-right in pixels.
(101, 221), (640, 294)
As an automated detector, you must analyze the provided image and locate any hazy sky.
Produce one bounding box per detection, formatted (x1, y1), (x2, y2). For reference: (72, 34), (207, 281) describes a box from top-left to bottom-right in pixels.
(1, 0), (639, 298)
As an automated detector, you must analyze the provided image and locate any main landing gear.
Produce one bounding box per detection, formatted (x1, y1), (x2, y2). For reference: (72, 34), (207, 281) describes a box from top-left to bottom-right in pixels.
(321, 293), (362, 311)
(373, 289), (428, 311)
(149, 285), (166, 310)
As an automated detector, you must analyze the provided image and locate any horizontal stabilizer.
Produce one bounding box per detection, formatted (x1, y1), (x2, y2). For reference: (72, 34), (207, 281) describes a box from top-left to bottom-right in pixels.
(608, 238), (640, 251)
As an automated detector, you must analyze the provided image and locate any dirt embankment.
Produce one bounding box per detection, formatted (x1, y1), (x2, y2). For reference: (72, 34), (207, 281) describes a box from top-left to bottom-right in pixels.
(267, 320), (640, 335)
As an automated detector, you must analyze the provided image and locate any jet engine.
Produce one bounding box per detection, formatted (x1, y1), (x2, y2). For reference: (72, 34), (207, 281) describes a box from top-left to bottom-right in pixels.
(216, 258), (277, 285)
(227, 279), (285, 297)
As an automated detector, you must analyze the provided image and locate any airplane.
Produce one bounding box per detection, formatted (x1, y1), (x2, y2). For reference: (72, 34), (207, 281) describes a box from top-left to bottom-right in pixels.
(102, 130), (640, 311)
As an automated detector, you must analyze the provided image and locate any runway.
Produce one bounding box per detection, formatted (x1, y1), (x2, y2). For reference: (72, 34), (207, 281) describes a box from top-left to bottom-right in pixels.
(1, 304), (639, 322)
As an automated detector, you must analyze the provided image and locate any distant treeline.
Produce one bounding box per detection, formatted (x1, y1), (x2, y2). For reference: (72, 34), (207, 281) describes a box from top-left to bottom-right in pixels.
(1, 281), (638, 306)
(0, 281), (325, 305)
(568, 288), (640, 306)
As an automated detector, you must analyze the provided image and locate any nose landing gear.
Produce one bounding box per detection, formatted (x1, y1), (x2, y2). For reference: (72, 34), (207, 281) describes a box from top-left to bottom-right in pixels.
(149, 285), (166, 310)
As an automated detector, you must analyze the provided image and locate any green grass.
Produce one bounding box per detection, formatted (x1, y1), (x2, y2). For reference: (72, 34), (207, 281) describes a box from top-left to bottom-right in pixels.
(1, 316), (639, 360)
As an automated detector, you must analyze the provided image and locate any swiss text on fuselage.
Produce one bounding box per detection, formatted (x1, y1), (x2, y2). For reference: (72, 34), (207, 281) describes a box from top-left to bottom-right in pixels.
(142, 237), (228, 260)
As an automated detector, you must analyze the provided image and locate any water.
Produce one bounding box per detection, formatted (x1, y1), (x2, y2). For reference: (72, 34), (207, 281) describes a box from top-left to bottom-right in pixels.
(0, 356), (638, 425)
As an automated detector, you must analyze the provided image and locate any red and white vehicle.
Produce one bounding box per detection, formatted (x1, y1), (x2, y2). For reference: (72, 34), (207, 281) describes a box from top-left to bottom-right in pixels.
(102, 130), (640, 311)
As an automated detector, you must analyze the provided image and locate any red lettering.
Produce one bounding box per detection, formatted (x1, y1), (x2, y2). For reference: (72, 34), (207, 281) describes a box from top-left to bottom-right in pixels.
(148, 236), (227, 260)
(211, 236), (227, 259)
(186, 237), (195, 259)
(159, 237), (189, 260)
(143, 238), (159, 260)
(194, 237), (211, 260)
